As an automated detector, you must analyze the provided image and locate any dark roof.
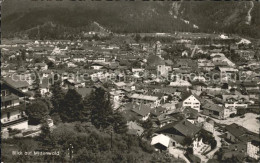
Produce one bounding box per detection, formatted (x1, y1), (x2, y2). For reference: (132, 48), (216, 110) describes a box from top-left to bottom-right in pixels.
(131, 104), (151, 117)
(4, 77), (29, 88)
(156, 119), (201, 137)
(201, 99), (224, 112)
(183, 107), (199, 119)
(1, 94), (19, 102)
(225, 123), (259, 142)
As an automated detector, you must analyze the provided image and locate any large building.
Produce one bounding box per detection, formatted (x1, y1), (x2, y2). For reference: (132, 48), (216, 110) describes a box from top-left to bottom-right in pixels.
(1, 80), (29, 138)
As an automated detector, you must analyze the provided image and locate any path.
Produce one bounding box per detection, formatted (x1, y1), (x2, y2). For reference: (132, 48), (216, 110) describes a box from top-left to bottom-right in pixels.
(168, 147), (190, 163)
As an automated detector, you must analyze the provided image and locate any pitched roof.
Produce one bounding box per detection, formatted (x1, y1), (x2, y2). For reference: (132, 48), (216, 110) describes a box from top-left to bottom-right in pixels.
(156, 119), (201, 137)
(225, 123), (259, 142)
(4, 76), (29, 89)
(35, 63), (47, 67)
(201, 99), (224, 112)
(130, 94), (158, 101)
(76, 87), (94, 98)
(131, 104), (151, 117)
(151, 134), (171, 147)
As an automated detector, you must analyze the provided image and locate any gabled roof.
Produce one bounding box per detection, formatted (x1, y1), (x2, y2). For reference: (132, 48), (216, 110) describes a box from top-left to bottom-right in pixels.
(225, 123), (259, 142)
(156, 119), (201, 137)
(130, 94), (158, 101)
(4, 76), (29, 89)
(201, 99), (224, 112)
(151, 134), (171, 148)
(76, 87), (94, 98)
(131, 104), (151, 117)
(35, 63), (47, 67)
(181, 91), (200, 102)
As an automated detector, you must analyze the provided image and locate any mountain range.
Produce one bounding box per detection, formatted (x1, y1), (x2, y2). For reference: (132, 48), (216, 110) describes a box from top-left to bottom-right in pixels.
(2, 0), (260, 39)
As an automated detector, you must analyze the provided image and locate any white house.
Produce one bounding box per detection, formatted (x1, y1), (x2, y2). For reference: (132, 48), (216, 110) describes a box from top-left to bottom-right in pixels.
(151, 134), (171, 150)
(130, 93), (160, 107)
(157, 65), (171, 77)
(182, 94), (201, 112)
(35, 63), (48, 71)
(247, 140), (260, 160)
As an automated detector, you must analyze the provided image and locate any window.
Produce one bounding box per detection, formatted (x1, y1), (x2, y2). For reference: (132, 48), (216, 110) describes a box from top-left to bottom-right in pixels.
(4, 101), (12, 108)
(7, 112), (10, 120)
(1, 90), (6, 96)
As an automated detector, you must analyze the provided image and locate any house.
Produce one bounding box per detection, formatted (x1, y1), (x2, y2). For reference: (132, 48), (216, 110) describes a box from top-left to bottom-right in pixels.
(222, 94), (249, 108)
(169, 79), (192, 87)
(114, 82), (127, 89)
(131, 103), (151, 121)
(211, 53), (235, 67)
(151, 134), (171, 151)
(1, 80), (29, 138)
(154, 41), (162, 57)
(157, 64), (172, 77)
(35, 63), (48, 71)
(225, 123), (259, 143)
(183, 107), (199, 124)
(235, 50), (255, 60)
(130, 93), (160, 106)
(76, 87), (94, 98)
(3, 76), (30, 93)
(39, 78), (50, 96)
(42, 70), (53, 78)
(247, 140), (260, 160)
(73, 56), (85, 62)
(67, 62), (77, 68)
(156, 119), (201, 148)
(203, 118), (215, 134)
(201, 99), (227, 119)
(181, 92), (201, 112)
(90, 62), (106, 70)
(221, 143), (247, 161)
(127, 121), (144, 136)
(218, 67), (238, 83)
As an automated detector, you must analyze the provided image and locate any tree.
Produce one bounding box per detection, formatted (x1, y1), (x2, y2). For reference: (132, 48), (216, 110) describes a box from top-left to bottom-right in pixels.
(26, 100), (49, 125)
(38, 121), (51, 144)
(87, 88), (113, 129)
(112, 112), (128, 134)
(134, 34), (141, 43)
(80, 95), (93, 122)
(59, 89), (84, 122)
(50, 80), (65, 113)
(33, 71), (42, 98)
(142, 118), (153, 130)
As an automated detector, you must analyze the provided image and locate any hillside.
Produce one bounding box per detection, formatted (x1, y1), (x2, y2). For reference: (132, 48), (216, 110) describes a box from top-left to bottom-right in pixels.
(2, 0), (260, 39)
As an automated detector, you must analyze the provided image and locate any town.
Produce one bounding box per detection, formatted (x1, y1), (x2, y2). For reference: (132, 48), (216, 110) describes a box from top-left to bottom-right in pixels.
(1, 32), (260, 162)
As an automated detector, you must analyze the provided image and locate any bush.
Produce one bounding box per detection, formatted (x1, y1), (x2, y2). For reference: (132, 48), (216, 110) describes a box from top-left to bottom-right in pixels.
(210, 139), (217, 150)
(229, 113), (236, 118)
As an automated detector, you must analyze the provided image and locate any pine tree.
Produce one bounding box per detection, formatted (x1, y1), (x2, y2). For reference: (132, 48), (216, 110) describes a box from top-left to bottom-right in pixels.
(60, 89), (83, 122)
(50, 80), (65, 113)
(112, 112), (128, 134)
(26, 100), (49, 125)
(32, 71), (42, 98)
(39, 121), (51, 145)
(89, 88), (114, 129)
